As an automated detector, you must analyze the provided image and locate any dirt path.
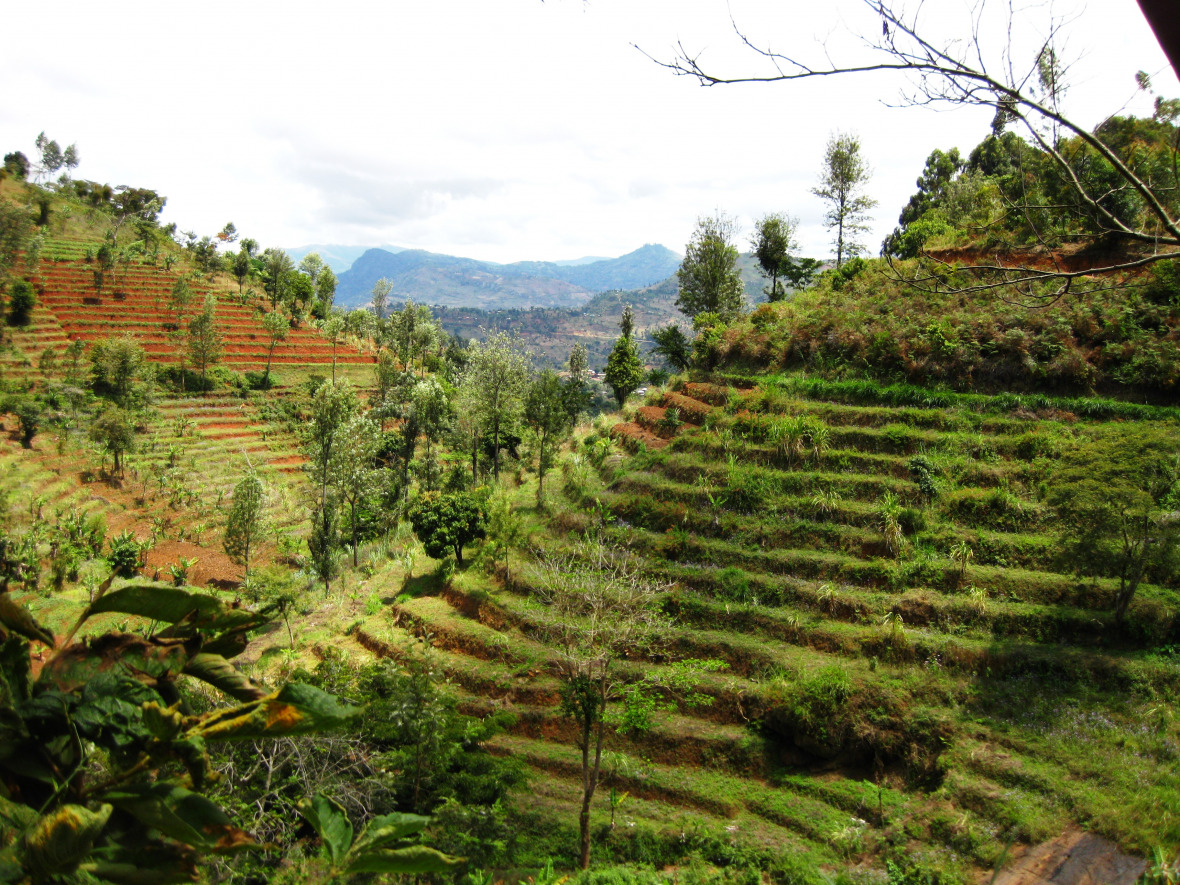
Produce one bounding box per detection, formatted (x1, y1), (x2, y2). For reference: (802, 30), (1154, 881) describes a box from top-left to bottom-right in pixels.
(990, 829), (1146, 885)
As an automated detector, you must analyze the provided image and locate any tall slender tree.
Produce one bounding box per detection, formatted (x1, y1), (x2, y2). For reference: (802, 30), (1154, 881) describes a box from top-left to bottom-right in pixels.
(603, 306), (643, 408)
(462, 332), (530, 480)
(812, 132), (877, 268)
(302, 380), (358, 594)
(751, 212), (799, 301)
(187, 295), (223, 390)
(261, 309), (289, 388)
(224, 470), (266, 580)
(525, 369), (572, 501)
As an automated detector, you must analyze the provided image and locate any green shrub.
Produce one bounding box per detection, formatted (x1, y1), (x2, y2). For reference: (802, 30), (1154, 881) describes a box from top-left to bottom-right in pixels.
(105, 529), (143, 577)
(898, 506), (927, 536)
(715, 566), (751, 602)
(908, 455), (939, 501)
(5, 280), (35, 326)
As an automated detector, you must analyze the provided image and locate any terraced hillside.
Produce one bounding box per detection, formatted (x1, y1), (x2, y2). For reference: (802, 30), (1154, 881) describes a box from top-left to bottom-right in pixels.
(332, 372), (1178, 880)
(24, 245), (376, 371)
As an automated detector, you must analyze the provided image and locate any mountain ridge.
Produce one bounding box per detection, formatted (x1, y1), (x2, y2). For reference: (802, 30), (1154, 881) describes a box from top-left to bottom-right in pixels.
(334, 243), (682, 311)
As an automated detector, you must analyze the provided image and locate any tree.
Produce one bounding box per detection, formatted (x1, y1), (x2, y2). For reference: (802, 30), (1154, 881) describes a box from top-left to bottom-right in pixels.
(0, 569), (362, 883)
(563, 343), (592, 424)
(649, 323), (692, 372)
(298, 251), (325, 286)
(324, 314), (346, 382)
(524, 369), (571, 501)
(90, 336), (145, 406)
(6, 279), (35, 326)
(169, 276), (194, 330)
(333, 415), (381, 566)
(410, 377), (453, 491)
(603, 306), (643, 408)
(657, 0), (1180, 299)
(675, 213), (745, 322)
(371, 277), (393, 320)
(224, 470), (266, 580)
(187, 295), (223, 389)
(33, 131), (79, 182)
(12, 397), (40, 448)
(2, 151), (29, 180)
(262, 248), (294, 311)
(90, 406), (136, 475)
(1048, 428), (1180, 626)
(231, 249), (252, 294)
(409, 491), (488, 566)
(1, 202), (34, 285)
(883, 147), (965, 258)
(522, 541), (671, 870)
(751, 212), (800, 301)
(812, 132), (877, 268)
(302, 380), (358, 593)
(463, 332), (530, 480)
(317, 265), (338, 309)
(261, 309), (289, 388)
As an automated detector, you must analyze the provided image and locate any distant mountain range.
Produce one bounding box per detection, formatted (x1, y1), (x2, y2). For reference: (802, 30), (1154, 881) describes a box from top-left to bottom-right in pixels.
(332, 244), (683, 311)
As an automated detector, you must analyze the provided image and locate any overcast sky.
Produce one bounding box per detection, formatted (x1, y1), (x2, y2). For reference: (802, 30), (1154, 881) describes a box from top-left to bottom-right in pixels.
(4, 0), (1177, 266)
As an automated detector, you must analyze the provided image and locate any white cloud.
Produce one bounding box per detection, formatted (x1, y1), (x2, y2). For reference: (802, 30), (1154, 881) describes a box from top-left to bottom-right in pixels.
(4, 0), (1175, 264)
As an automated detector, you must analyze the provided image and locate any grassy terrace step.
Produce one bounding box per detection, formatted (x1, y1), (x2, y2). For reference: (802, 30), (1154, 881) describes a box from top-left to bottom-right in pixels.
(606, 521), (1179, 638)
(662, 593), (1180, 693)
(647, 450), (922, 503)
(750, 373), (1180, 422)
(606, 475), (1057, 572)
(670, 432), (1044, 492)
(489, 733), (844, 861)
(501, 743), (836, 872)
(654, 561), (1141, 650)
(394, 579), (775, 725)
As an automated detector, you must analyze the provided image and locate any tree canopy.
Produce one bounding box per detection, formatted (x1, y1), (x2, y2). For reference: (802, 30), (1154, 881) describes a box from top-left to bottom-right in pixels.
(675, 213), (745, 322)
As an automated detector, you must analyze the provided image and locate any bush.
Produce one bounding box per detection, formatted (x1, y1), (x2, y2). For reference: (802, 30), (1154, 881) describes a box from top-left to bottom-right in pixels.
(908, 455), (939, 501)
(898, 506), (927, 536)
(106, 529), (144, 577)
(715, 566), (751, 602)
(245, 370), (276, 390)
(6, 280), (35, 326)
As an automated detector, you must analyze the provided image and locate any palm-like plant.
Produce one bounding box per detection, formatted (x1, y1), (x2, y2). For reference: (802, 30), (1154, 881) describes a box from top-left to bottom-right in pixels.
(881, 610), (907, 647)
(878, 491), (905, 558)
(950, 539), (974, 583)
(808, 421), (831, 463)
(810, 487), (842, 518)
(770, 416), (807, 466)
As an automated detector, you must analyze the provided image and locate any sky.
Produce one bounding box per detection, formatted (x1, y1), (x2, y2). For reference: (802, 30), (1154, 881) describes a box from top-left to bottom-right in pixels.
(4, 0), (1177, 267)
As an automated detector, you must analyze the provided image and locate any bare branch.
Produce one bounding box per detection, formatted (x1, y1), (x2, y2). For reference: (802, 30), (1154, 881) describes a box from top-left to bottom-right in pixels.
(644, 0), (1180, 292)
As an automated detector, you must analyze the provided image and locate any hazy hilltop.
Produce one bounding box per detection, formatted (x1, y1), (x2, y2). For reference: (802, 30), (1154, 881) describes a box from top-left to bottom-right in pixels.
(335, 243), (682, 310)
(284, 243), (403, 272)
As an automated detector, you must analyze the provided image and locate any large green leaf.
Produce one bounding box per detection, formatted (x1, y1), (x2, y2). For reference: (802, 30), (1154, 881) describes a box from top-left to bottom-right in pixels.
(89, 583), (224, 622)
(37, 634), (196, 694)
(84, 829), (199, 883)
(344, 845), (461, 875)
(0, 593), (54, 648)
(105, 783), (257, 853)
(353, 811), (431, 851)
(182, 654), (266, 702)
(0, 637), (31, 708)
(297, 794), (353, 866)
(23, 803), (113, 880)
(191, 683), (361, 741)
